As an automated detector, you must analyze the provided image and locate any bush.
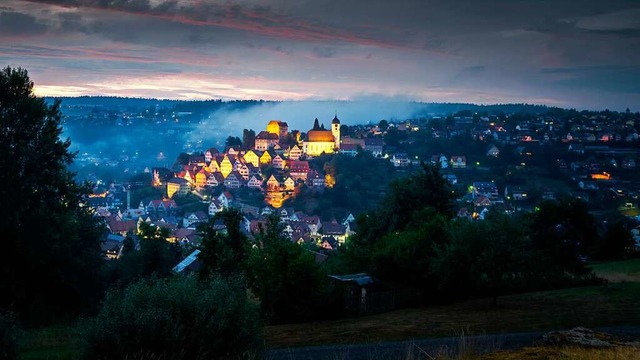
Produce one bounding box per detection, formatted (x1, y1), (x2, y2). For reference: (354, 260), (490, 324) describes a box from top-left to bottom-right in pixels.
(0, 311), (21, 360)
(81, 275), (262, 360)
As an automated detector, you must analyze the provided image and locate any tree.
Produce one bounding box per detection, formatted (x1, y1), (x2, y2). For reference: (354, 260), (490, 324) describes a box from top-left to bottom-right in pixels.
(596, 222), (634, 260)
(246, 215), (327, 323)
(136, 222), (182, 279)
(198, 208), (249, 279)
(340, 124), (350, 137)
(378, 119), (389, 131)
(225, 135), (242, 149)
(344, 162), (455, 271)
(530, 198), (598, 276)
(81, 276), (262, 360)
(371, 209), (448, 294)
(242, 128), (255, 150)
(466, 213), (531, 305)
(0, 67), (104, 324)
(384, 126), (401, 146)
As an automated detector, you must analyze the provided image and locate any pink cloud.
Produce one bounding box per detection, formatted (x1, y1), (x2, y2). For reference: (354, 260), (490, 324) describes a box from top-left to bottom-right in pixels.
(21, 0), (412, 49)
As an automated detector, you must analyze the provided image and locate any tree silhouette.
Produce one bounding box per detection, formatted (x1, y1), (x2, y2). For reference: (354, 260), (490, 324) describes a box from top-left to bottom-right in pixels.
(0, 67), (104, 324)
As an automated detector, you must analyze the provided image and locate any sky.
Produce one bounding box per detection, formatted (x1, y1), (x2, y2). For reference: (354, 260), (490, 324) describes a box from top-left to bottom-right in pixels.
(2, 0), (640, 110)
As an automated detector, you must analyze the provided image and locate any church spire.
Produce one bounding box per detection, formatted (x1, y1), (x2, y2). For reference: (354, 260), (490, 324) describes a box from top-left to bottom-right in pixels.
(313, 118), (320, 130)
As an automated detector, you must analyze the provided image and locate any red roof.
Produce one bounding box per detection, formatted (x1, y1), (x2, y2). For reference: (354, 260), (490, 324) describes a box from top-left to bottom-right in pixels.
(107, 217), (136, 234)
(307, 130), (334, 142)
(288, 160), (310, 172)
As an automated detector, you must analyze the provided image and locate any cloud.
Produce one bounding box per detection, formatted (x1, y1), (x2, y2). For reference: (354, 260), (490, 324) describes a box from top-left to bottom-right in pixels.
(462, 65), (485, 73)
(3, 0), (640, 110)
(23, 0), (405, 49)
(0, 10), (47, 35)
(311, 47), (337, 58)
(575, 8), (640, 32)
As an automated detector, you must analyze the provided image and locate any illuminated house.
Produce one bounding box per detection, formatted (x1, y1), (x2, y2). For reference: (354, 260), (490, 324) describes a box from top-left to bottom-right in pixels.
(284, 176), (295, 191)
(224, 171), (244, 189)
(167, 177), (189, 198)
(266, 120), (289, 139)
(266, 175), (282, 191)
(206, 172), (224, 187)
(391, 153), (410, 167)
(204, 147), (219, 163)
(219, 155), (234, 178)
(255, 131), (279, 151)
(146, 199), (178, 213)
(287, 145), (303, 160)
(242, 150), (260, 167)
(450, 156), (467, 168)
(247, 175), (263, 189)
(259, 150), (272, 165)
(288, 160), (310, 181)
(183, 211), (208, 229)
(207, 159), (220, 173)
(321, 220), (347, 244)
(303, 116), (341, 156)
(236, 162), (250, 180)
(272, 154), (285, 169)
(195, 168), (210, 189)
(472, 182), (499, 200)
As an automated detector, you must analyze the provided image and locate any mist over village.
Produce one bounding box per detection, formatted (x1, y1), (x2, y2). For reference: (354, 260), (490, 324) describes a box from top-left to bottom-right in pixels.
(2, 1), (640, 359)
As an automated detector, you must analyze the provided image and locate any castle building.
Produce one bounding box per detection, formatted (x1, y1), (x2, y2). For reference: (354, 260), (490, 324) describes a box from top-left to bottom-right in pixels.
(266, 120), (289, 139)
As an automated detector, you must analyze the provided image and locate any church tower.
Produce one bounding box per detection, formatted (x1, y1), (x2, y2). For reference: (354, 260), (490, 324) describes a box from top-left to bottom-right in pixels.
(331, 114), (341, 149)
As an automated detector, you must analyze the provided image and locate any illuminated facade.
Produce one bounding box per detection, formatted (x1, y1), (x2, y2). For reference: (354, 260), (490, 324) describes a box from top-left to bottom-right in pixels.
(219, 155), (233, 178)
(243, 150), (260, 167)
(255, 131), (279, 151)
(167, 178), (189, 198)
(303, 116), (341, 156)
(266, 120), (289, 139)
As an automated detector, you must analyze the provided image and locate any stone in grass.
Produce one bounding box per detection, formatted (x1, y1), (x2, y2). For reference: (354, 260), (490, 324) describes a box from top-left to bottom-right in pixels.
(539, 327), (640, 348)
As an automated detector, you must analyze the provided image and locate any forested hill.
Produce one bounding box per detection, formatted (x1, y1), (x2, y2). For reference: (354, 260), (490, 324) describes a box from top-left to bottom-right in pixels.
(46, 97), (555, 116)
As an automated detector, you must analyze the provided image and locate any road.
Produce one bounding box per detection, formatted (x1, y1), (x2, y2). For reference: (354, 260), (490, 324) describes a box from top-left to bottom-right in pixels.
(264, 326), (640, 360)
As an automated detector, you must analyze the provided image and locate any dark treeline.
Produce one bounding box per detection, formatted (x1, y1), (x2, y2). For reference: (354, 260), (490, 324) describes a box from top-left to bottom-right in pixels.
(336, 163), (633, 306)
(50, 96), (638, 121)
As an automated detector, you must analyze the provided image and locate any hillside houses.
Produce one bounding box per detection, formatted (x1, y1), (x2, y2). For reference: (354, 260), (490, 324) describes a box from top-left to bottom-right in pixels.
(87, 109), (640, 265)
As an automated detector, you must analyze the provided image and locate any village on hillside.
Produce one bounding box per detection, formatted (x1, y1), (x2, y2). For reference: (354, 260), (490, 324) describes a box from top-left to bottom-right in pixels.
(89, 116), (363, 258)
(82, 109), (640, 261)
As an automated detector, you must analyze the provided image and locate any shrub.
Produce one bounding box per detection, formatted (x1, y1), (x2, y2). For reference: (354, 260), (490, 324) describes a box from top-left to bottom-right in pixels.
(81, 275), (262, 360)
(0, 311), (21, 360)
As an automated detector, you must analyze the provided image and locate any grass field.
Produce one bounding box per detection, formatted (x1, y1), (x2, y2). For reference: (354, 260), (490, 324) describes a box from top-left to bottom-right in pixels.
(265, 282), (640, 349)
(478, 346), (640, 360)
(18, 259), (640, 358)
(592, 258), (640, 283)
(19, 325), (80, 360)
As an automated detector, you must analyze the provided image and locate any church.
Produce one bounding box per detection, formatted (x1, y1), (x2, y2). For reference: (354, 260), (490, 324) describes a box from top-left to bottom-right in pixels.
(303, 116), (341, 156)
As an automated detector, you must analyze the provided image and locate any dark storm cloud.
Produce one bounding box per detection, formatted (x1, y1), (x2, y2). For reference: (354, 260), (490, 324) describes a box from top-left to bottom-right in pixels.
(0, 11), (47, 35)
